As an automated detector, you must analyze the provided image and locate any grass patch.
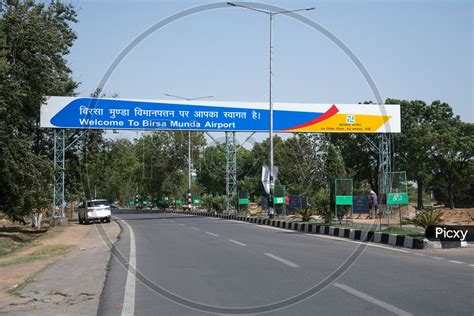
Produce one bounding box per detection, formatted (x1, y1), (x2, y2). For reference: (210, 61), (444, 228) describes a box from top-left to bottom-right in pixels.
(0, 244), (72, 267)
(0, 237), (22, 256)
(332, 224), (378, 231)
(381, 226), (424, 238)
(37, 225), (65, 241)
(0, 232), (35, 256)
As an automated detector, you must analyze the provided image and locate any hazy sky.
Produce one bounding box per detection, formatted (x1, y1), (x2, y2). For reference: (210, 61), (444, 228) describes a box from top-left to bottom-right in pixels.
(67, 0), (473, 133)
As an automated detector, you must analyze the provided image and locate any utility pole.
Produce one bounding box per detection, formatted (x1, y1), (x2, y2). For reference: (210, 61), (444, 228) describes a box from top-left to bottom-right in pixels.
(227, 3), (315, 218)
(164, 93), (214, 210)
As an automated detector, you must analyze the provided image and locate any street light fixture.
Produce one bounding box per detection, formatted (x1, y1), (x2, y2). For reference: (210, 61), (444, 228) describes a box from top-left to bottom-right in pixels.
(164, 93), (214, 209)
(227, 2), (315, 218)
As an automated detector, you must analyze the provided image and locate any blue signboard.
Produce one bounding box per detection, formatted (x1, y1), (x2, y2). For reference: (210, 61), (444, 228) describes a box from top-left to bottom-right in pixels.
(352, 195), (369, 214)
(41, 97), (401, 133)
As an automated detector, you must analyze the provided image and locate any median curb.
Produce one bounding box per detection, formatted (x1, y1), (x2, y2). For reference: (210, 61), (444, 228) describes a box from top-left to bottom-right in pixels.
(162, 210), (425, 249)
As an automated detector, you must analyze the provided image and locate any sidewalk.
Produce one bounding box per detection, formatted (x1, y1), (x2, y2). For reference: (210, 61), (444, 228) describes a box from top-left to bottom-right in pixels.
(0, 221), (120, 315)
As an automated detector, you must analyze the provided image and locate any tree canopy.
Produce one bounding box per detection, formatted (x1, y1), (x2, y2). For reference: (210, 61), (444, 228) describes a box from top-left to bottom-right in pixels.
(0, 1), (472, 217)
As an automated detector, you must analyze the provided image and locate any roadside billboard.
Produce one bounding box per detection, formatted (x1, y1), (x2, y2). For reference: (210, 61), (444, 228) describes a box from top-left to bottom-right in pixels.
(41, 97), (400, 133)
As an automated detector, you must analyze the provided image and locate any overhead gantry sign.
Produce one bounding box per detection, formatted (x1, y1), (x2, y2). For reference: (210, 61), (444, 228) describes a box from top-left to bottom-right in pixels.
(40, 97), (400, 133)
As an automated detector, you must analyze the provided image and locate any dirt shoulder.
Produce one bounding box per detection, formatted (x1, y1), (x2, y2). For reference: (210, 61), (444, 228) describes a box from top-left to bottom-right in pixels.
(0, 221), (120, 315)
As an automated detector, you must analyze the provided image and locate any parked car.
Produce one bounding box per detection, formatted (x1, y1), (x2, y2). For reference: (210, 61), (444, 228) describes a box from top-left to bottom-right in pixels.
(78, 199), (111, 224)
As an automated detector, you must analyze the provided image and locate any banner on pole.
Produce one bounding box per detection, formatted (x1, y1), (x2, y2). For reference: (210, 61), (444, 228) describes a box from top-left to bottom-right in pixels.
(262, 165), (279, 194)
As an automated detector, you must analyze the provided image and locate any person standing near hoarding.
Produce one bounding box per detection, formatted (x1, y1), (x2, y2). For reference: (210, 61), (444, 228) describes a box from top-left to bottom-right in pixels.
(369, 189), (379, 219)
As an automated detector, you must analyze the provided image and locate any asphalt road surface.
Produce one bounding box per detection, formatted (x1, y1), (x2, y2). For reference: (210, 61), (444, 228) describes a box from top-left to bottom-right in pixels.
(98, 212), (474, 315)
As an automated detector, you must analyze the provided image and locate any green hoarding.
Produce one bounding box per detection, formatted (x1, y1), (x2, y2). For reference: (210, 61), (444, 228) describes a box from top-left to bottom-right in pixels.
(273, 197), (285, 204)
(175, 199), (182, 205)
(335, 195), (353, 205)
(238, 198), (249, 205)
(387, 192), (408, 205)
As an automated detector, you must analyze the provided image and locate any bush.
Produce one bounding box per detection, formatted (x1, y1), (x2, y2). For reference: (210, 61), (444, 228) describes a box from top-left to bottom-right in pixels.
(309, 188), (332, 224)
(201, 194), (214, 212)
(296, 208), (316, 222)
(405, 208), (443, 229)
(201, 194), (227, 214)
(212, 195), (227, 213)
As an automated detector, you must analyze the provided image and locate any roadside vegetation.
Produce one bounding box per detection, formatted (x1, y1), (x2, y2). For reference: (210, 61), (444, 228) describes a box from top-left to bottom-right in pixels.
(0, 1), (472, 226)
(0, 219), (70, 266)
(0, 244), (71, 267)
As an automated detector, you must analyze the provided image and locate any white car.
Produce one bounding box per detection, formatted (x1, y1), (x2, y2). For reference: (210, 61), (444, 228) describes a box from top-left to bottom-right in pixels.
(78, 199), (111, 224)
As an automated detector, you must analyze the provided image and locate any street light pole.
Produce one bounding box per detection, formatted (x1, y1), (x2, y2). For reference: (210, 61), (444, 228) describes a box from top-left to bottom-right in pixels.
(227, 3), (315, 218)
(164, 93), (214, 210)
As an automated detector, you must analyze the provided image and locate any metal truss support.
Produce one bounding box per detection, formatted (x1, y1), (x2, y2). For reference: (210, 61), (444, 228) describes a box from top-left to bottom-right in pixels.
(53, 129), (65, 218)
(225, 131), (237, 214)
(378, 133), (392, 224)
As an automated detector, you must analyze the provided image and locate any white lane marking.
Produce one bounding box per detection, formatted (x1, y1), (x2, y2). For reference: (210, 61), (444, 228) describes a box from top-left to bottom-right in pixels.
(169, 220), (175, 223)
(121, 220), (136, 316)
(228, 219), (472, 264)
(190, 227), (200, 231)
(264, 253), (300, 268)
(206, 232), (219, 237)
(248, 223), (297, 233)
(178, 223), (186, 226)
(228, 239), (247, 246)
(469, 264), (474, 267)
(334, 283), (412, 316)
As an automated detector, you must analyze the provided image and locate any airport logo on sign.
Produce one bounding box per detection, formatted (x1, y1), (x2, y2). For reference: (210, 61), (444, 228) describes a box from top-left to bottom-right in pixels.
(346, 115), (355, 124)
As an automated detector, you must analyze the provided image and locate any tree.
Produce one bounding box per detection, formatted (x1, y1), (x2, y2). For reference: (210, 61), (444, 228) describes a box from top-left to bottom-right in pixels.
(389, 99), (472, 209)
(388, 99), (437, 209)
(431, 119), (473, 209)
(199, 143), (226, 195)
(0, 1), (78, 216)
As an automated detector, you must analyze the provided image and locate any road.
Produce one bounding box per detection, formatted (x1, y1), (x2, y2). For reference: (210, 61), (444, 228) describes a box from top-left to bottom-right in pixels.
(98, 212), (474, 315)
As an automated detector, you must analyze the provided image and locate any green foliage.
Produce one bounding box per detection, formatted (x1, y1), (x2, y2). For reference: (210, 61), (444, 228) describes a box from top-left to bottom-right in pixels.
(430, 119), (473, 208)
(405, 209), (444, 229)
(201, 194), (227, 213)
(325, 143), (347, 180)
(0, 1), (77, 216)
(0, 1), (471, 216)
(199, 143), (226, 195)
(296, 208), (316, 222)
(309, 187), (332, 223)
(387, 98), (473, 209)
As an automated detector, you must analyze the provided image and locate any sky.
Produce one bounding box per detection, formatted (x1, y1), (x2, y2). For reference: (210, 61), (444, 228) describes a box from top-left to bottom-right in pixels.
(66, 0), (473, 143)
